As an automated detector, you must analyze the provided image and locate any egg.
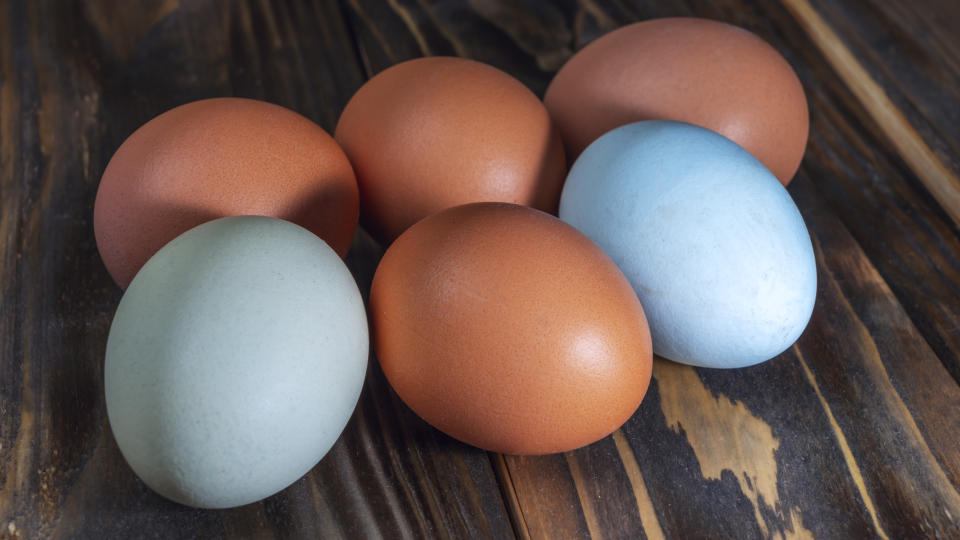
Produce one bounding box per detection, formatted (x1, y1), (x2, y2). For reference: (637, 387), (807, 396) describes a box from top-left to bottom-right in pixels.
(544, 17), (808, 184)
(560, 121), (816, 369)
(370, 202), (652, 455)
(94, 97), (358, 289)
(335, 57), (566, 243)
(104, 216), (368, 508)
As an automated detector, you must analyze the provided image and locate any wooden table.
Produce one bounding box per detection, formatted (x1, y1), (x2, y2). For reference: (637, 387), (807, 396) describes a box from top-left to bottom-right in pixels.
(2, 0), (959, 538)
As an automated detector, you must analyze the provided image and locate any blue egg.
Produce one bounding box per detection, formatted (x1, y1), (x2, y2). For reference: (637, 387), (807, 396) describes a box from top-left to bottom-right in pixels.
(559, 121), (816, 369)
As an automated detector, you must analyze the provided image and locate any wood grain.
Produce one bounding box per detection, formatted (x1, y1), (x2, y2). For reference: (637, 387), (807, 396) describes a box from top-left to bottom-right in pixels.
(801, 0), (960, 181)
(781, 3), (960, 387)
(783, 0), (960, 227)
(2, 0), (960, 538)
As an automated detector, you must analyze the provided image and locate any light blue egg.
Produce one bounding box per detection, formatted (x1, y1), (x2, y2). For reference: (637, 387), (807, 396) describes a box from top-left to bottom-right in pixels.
(105, 216), (369, 508)
(559, 121), (816, 369)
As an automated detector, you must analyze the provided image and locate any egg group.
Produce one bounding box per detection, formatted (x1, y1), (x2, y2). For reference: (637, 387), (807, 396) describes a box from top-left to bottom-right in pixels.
(94, 15), (817, 509)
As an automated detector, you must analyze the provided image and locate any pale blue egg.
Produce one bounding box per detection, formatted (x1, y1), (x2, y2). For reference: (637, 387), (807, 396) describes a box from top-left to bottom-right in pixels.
(559, 121), (816, 369)
(105, 216), (368, 508)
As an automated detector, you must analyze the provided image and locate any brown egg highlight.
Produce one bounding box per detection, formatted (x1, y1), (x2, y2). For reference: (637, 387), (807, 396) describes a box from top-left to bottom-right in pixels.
(335, 57), (566, 243)
(370, 202), (653, 455)
(544, 17), (809, 184)
(94, 97), (358, 289)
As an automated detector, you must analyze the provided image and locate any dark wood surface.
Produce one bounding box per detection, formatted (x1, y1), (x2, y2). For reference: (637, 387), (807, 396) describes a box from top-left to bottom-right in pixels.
(2, 0), (959, 538)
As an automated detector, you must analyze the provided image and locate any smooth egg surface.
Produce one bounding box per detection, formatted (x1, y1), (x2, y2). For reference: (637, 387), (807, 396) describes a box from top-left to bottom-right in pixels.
(545, 17), (808, 184)
(95, 98), (358, 289)
(335, 57), (566, 243)
(370, 203), (652, 455)
(559, 121), (816, 369)
(104, 216), (368, 508)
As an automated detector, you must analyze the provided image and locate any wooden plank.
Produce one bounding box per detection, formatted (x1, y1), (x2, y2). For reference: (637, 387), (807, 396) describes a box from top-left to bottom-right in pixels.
(770, 1), (960, 387)
(789, 178), (960, 537)
(343, 0), (561, 92)
(782, 0), (960, 228)
(0, 0), (513, 537)
(4, 0), (960, 537)
(779, 0), (960, 387)
(797, 0), (960, 191)
(341, 0), (960, 537)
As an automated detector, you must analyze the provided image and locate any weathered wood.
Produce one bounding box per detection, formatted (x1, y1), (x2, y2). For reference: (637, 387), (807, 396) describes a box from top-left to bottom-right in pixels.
(783, 0), (960, 228)
(784, 0), (960, 386)
(799, 0), (960, 191)
(3, 0), (960, 537)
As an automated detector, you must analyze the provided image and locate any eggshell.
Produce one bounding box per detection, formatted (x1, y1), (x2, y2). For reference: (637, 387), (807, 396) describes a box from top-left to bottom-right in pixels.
(560, 121), (816, 369)
(335, 57), (566, 243)
(544, 17), (808, 184)
(95, 97), (358, 289)
(104, 216), (368, 509)
(370, 202), (652, 455)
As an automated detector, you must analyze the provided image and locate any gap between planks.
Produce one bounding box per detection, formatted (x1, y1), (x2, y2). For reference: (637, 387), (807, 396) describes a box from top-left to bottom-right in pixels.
(489, 453), (532, 540)
(611, 430), (666, 540)
(792, 346), (890, 540)
(782, 0), (960, 228)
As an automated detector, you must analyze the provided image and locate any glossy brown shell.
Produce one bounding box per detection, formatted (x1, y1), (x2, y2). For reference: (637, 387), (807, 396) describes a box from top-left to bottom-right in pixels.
(335, 57), (566, 243)
(370, 203), (653, 455)
(545, 18), (809, 184)
(94, 97), (358, 288)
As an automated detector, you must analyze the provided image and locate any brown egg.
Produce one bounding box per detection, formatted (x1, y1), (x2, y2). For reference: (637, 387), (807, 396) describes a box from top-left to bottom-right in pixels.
(544, 18), (808, 184)
(335, 57), (566, 243)
(94, 98), (358, 288)
(370, 203), (652, 455)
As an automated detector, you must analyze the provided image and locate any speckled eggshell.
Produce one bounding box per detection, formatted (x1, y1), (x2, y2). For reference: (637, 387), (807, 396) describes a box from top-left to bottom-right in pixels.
(370, 202), (652, 455)
(95, 97), (359, 289)
(545, 17), (809, 184)
(104, 216), (368, 509)
(560, 121), (817, 369)
(335, 57), (566, 243)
